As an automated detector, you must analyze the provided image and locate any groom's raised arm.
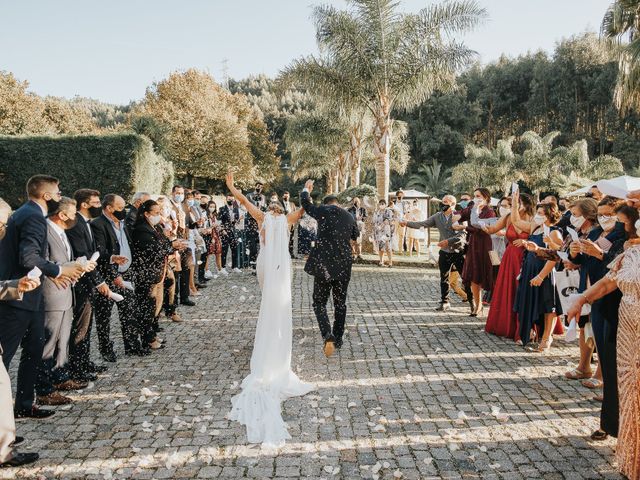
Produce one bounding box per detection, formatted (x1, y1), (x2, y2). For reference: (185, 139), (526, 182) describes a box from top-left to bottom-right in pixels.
(300, 188), (321, 220)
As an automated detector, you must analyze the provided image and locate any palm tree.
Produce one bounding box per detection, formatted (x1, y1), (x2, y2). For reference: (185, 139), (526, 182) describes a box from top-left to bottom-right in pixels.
(407, 159), (451, 197)
(520, 131), (625, 196)
(451, 136), (519, 194)
(602, 0), (640, 112)
(283, 109), (351, 194)
(282, 0), (487, 200)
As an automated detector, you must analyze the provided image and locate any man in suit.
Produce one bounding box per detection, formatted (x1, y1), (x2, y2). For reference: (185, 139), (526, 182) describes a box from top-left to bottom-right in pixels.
(91, 194), (143, 360)
(168, 185), (195, 306)
(65, 189), (111, 381)
(0, 199), (41, 468)
(219, 193), (240, 272)
(245, 182), (266, 270)
(300, 180), (359, 357)
(282, 191), (297, 259)
(0, 175), (84, 419)
(35, 197), (92, 405)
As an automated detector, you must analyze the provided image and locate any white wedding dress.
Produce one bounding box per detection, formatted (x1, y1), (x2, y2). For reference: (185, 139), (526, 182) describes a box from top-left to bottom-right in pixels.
(228, 213), (315, 447)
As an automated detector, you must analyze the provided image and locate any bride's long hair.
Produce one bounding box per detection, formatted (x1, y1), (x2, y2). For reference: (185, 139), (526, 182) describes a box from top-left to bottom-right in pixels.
(268, 201), (284, 215)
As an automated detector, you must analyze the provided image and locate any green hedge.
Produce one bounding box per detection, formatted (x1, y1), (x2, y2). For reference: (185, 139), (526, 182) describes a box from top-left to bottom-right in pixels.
(0, 133), (174, 207)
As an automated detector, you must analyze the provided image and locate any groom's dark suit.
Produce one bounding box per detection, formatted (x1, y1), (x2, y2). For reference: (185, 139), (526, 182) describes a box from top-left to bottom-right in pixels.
(300, 190), (359, 347)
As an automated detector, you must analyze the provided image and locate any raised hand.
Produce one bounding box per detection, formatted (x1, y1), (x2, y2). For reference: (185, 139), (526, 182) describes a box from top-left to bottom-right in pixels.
(226, 171), (235, 190)
(304, 180), (314, 193)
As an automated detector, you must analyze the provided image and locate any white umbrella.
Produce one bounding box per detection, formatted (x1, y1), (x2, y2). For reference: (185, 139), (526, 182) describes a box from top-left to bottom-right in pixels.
(596, 175), (640, 200)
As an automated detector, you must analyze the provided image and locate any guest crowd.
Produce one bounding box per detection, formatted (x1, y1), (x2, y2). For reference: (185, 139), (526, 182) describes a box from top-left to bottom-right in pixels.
(398, 184), (639, 480)
(0, 175), (305, 468)
(0, 174), (638, 478)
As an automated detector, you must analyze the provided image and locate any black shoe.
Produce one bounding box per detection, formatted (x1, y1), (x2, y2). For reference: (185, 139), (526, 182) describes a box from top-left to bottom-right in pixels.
(155, 326), (165, 332)
(195, 283), (208, 289)
(436, 302), (450, 312)
(87, 363), (108, 374)
(180, 300), (196, 306)
(10, 436), (24, 447)
(0, 451), (39, 468)
(73, 372), (98, 382)
(14, 406), (55, 420)
(101, 351), (117, 363)
(335, 339), (343, 350)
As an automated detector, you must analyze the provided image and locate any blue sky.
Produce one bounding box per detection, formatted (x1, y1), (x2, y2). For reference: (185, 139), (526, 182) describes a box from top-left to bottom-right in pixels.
(0, 0), (611, 105)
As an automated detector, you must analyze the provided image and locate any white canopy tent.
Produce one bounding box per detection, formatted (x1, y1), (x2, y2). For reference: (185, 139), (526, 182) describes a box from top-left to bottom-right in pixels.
(566, 185), (592, 197)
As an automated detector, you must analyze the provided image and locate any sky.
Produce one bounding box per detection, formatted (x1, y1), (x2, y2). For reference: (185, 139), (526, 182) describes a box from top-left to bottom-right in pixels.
(0, 0), (612, 105)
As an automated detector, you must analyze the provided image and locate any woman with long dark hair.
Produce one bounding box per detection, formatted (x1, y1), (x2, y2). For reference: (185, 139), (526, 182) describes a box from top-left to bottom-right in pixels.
(482, 193), (535, 341)
(459, 188), (496, 316)
(131, 200), (183, 352)
(511, 193), (563, 351)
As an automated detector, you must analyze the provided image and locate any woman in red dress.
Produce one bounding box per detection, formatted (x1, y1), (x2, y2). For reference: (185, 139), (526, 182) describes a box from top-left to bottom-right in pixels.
(459, 188), (496, 317)
(483, 193), (535, 341)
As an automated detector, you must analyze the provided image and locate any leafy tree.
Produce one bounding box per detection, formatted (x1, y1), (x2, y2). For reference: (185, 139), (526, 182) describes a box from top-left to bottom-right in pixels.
(282, 0), (487, 199)
(407, 159), (451, 197)
(42, 96), (97, 134)
(138, 69), (278, 184)
(0, 71), (50, 135)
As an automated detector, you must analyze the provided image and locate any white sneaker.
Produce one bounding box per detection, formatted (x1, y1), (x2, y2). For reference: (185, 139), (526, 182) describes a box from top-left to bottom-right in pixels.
(219, 268), (229, 276)
(204, 270), (214, 279)
(233, 268), (242, 273)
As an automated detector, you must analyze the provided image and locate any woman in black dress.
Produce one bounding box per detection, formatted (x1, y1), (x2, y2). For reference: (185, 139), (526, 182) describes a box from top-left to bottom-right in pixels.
(131, 200), (183, 352)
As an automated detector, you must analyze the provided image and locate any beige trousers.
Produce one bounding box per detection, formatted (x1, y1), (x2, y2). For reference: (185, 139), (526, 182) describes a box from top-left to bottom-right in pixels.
(0, 360), (15, 463)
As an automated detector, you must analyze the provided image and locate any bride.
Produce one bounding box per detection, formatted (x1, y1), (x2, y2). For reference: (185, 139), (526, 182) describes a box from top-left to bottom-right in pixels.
(225, 172), (315, 447)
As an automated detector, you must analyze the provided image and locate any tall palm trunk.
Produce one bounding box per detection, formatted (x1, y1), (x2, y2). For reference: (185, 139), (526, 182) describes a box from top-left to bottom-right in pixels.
(325, 169), (335, 195)
(349, 124), (363, 187)
(373, 97), (392, 200)
(337, 152), (349, 192)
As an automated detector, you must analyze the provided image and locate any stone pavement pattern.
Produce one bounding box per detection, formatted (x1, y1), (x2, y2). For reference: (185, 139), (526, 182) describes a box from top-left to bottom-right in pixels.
(6, 263), (619, 479)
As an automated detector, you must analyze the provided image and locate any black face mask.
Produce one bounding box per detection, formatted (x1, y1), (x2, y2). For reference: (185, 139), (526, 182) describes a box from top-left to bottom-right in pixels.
(200, 203), (208, 209)
(255, 188), (262, 194)
(88, 206), (102, 218)
(45, 198), (60, 213)
(227, 200), (233, 206)
(558, 204), (567, 213)
(63, 216), (78, 229)
(441, 203), (451, 212)
(113, 209), (127, 221)
(585, 193), (594, 198)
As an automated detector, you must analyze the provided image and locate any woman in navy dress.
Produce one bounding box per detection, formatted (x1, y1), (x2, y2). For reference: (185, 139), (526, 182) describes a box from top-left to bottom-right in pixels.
(511, 193), (563, 351)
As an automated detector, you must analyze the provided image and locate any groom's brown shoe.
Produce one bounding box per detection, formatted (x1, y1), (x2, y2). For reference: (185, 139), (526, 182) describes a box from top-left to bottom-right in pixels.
(323, 339), (335, 358)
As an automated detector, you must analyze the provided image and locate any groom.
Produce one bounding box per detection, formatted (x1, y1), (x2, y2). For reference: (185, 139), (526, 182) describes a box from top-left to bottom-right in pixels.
(300, 180), (359, 357)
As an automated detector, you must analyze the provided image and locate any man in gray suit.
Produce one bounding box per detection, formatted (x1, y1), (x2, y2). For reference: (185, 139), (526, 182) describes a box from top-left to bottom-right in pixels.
(35, 197), (94, 405)
(0, 198), (40, 468)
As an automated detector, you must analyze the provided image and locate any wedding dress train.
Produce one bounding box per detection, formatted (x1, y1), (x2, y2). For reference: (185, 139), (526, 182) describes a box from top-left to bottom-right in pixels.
(228, 213), (315, 447)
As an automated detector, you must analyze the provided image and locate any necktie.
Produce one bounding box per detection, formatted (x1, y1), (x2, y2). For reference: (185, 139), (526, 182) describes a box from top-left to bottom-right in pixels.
(61, 233), (70, 260)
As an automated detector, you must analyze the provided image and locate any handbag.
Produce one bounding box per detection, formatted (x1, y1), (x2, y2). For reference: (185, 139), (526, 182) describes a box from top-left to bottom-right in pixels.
(488, 250), (501, 266)
(556, 270), (591, 316)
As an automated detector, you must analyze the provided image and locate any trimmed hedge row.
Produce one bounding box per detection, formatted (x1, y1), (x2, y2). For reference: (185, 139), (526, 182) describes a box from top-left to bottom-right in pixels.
(0, 133), (174, 207)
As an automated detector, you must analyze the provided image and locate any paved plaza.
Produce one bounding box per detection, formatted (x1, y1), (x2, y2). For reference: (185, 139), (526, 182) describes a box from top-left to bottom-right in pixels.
(6, 262), (620, 479)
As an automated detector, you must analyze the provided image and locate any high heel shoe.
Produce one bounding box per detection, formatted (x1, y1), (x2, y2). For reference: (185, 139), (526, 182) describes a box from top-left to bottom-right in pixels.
(535, 337), (553, 352)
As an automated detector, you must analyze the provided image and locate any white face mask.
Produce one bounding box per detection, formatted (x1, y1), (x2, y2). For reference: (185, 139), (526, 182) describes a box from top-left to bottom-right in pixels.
(598, 215), (616, 231)
(570, 215), (586, 229)
(635, 219), (640, 237)
(148, 214), (162, 226)
(499, 207), (511, 217)
(173, 194), (184, 203)
(533, 214), (545, 226)
(473, 196), (484, 206)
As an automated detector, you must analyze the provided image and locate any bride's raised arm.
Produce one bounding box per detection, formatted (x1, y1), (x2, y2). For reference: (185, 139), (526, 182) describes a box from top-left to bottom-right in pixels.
(225, 171), (264, 224)
(287, 207), (304, 226)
